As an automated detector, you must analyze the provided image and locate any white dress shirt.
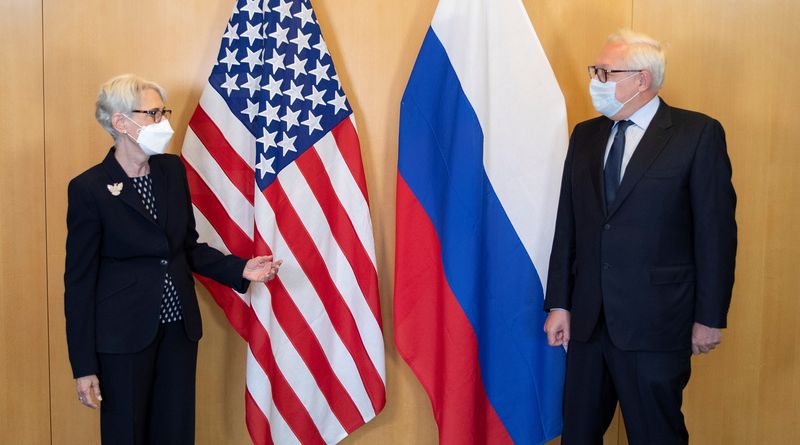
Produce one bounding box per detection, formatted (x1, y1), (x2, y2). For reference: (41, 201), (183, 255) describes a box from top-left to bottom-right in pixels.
(603, 95), (661, 177)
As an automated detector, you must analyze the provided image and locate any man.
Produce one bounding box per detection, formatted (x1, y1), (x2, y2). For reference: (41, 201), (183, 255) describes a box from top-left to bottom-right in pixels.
(543, 29), (736, 444)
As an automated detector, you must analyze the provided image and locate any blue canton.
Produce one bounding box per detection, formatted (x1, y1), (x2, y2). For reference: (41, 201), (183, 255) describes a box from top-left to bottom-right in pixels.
(208, 0), (353, 191)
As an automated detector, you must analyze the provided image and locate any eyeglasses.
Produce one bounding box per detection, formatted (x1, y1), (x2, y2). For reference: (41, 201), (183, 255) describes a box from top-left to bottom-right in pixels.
(130, 108), (172, 123)
(587, 66), (642, 83)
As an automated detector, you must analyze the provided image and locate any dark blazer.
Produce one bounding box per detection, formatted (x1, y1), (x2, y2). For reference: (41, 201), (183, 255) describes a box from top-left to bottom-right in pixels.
(65, 148), (249, 378)
(544, 99), (737, 351)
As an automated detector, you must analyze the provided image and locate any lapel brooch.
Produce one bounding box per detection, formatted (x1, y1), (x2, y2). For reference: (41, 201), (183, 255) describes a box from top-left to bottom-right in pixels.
(107, 182), (123, 196)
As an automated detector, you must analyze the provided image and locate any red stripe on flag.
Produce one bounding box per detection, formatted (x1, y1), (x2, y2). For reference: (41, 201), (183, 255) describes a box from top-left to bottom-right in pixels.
(182, 159), (252, 258)
(188, 106), (255, 205)
(253, 228), (273, 256)
(330, 117), (369, 202)
(394, 175), (513, 445)
(263, 179), (386, 414)
(269, 275), (366, 432)
(295, 147), (382, 327)
(197, 263), (330, 443)
(245, 388), (274, 445)
(247, 307), (326, 445)
(194, 275), (249, 340)
(255, 225), (366, 432)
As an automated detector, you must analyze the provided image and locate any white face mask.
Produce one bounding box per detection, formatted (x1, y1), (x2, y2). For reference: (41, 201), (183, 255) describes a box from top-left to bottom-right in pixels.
(124, 115), (174, 156)
(589, 72), (641, 118)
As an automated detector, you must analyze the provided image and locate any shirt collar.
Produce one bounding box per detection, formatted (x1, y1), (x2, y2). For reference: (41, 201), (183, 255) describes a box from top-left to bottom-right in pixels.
(620, 95), (660, 131)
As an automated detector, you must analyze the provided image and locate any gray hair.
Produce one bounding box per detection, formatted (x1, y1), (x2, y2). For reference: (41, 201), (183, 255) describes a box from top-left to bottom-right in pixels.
(608, 29), (666, 90)
(95, 74), (166, 139)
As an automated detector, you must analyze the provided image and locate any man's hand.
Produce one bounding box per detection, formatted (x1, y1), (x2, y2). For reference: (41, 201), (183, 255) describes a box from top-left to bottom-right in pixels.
(76, 375), (102, 409)
(692, 322), (722, 355)
(544, 310), (571, 347)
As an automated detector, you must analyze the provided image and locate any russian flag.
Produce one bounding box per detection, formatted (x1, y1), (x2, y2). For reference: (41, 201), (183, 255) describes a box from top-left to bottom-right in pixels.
(394, 0), (568, 443)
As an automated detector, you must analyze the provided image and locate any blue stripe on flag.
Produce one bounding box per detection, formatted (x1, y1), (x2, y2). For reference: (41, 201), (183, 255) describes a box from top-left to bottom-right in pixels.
(399, 28), (564, 444)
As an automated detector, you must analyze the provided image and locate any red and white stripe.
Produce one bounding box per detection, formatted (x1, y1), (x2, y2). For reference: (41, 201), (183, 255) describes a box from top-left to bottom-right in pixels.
(181, 84), (385, 444)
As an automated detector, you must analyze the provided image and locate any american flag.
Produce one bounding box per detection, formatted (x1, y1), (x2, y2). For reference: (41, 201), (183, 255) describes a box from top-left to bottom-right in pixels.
(180, 0), (385, 443)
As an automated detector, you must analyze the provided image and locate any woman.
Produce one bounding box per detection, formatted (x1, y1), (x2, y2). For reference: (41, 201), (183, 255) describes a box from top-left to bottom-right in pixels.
(64, 74), (280, 444)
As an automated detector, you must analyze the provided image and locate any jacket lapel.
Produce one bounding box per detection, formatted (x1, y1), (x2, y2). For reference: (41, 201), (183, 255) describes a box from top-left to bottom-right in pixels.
(606, 100), (674, 219)
(100, 148), (159, 226)
(149, 156), (169, 229)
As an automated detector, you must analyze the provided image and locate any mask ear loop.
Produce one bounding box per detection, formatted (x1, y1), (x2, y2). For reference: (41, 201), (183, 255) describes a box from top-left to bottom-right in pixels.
(619, 71), (644, 106)
(121, 114), (143, 142)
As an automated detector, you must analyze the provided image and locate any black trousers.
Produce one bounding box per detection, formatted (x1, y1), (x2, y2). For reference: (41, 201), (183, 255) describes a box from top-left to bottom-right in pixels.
(98, 321), (198, 445)
(561, 316), (692, 445)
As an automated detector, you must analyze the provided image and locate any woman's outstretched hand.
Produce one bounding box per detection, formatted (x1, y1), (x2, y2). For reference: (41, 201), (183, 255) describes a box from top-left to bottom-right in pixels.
(243, 255), (283, 282)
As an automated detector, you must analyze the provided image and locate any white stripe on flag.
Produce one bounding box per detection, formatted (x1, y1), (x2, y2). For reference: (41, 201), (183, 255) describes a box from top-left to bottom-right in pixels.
(314, 122), (378, 267)
(183, 129), (254, 239)
(431, 0), (568, 290)
(276, 161), (385, 385)
(254, 188), (376, 420)
(192, 205), (251, 307)
(198, 84), (256, 165)
(250, 283), (348, 443)
(192, 203), (231, 254)
(246, 346), (300, 445)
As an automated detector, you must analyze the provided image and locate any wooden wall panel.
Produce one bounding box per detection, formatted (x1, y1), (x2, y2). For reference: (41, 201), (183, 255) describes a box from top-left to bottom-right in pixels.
(42, 1), (245, 443)
(12, 0), (794, 444)
(0, 1), (51, 444)
(634, 0), (800, 443)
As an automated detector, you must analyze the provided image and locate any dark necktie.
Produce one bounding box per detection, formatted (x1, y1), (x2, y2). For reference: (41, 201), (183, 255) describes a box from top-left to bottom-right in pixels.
(604, 120), (633, 209)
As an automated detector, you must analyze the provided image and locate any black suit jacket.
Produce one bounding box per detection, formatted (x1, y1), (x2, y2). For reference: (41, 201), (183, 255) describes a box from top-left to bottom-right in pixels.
(64, 148), (249, 378)
(544, 99), (737, 351)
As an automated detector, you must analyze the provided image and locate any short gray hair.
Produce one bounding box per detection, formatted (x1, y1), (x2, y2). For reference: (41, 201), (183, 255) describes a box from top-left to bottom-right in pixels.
(95, 74), (166, 139)
(608, 29), (666, 90)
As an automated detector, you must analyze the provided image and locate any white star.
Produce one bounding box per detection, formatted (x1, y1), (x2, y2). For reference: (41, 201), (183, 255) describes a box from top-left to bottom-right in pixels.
(242, 99), (259, 122)
(263, 75), (283, 100)
(282, 107), (301, 132)
(274, 0), (294, 22)
(329, 90), (348, 114)
(266, 49), (285, 72)
(241, 21), (262, 46)
(269, 23), (290, 48)
(242, 73), (261, 97)
(296, 3), (315, 28)
(257, 128), (278, 150)
(222, 23), (239, 45)
(255, 154), (275, 179)
(308, 61), (330, 84)
(313, 37), (329, 59)
(240, 0), (261, 20)
(284, 80), (305, 105)
(220, 74), (240, 96)
(242, 47), (263, 72)
(259, 102), (281, 126)
(292, 29), (312, 53)
(278, 133), (297, 156)
(219, 48), (240, 71)
(302, 110), (323, 134)
(306, 85), (326, 110)
(286, 56), (307, 80)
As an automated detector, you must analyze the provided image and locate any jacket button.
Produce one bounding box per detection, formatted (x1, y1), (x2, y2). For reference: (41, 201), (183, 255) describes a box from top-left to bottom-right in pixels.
(602, 263), (610, 270)
(160, 259), (168, 266)
(603, 224), (611, 230)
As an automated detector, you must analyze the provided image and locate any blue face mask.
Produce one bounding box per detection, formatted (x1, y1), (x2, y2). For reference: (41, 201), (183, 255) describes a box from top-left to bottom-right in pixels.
(589, 73), (641, 118)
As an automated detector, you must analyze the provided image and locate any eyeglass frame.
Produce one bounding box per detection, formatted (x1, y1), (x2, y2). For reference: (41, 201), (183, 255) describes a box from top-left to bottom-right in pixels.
(129, 108), (173, 123)
(587, 65), (642, 83)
